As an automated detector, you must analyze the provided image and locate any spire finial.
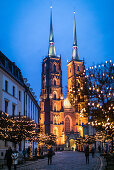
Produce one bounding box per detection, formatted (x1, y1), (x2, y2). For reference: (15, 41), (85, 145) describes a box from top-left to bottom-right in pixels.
(48, 6), (56, 56)
(72, 12), (79, 60)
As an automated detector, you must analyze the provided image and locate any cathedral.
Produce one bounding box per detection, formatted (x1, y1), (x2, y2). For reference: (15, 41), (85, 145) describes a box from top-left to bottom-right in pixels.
(40, 8), (88, 148)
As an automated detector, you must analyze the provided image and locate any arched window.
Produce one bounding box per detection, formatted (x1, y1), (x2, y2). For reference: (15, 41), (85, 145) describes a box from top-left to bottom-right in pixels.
(53, 127), (58, 136)
(54, 80), (56, 86)
(54, 64), (56, 72)
(70, 67), (71, 73)
(65, 117), (70, 132)
(77, 65), (80, 71)
(54, 117), (57, 124)
(54, 93), (56, 99)
(79, 119), (81, 126)
(54, 104), (57, 111)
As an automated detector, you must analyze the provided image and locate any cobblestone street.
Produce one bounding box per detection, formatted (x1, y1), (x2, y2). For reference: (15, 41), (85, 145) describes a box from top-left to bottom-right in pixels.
(15, 151), (101, 170)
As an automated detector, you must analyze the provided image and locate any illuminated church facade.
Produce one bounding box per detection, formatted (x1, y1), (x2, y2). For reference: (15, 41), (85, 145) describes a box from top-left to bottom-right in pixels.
(40, 8), (88, 147)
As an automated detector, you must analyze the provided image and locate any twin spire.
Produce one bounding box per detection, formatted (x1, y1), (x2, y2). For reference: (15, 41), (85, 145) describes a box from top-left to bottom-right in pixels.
(48, 6), (56, 56)
(72, 12), (79, 60)
(48, 8), (79, 60)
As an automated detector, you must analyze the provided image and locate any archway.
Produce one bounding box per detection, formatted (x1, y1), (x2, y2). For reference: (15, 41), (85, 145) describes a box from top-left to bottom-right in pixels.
(69, 139), (76, 151)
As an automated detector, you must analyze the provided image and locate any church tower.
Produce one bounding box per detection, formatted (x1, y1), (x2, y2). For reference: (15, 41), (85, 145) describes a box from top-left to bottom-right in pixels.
(40, 7), (64, 145)
(64, 13), (88, 141)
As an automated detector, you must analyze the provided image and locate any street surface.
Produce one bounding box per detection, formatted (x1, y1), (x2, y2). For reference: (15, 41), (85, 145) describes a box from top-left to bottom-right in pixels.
(15, 151), (101, 170)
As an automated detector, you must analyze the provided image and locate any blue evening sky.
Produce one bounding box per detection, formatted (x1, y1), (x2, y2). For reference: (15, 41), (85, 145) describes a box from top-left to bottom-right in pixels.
(0, 0), (113, 101)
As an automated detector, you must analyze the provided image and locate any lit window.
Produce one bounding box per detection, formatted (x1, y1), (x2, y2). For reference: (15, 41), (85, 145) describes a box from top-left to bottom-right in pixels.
(79, 120), (81, 126)
(77, 66), (80, 71)
(54, 104), (57, 111)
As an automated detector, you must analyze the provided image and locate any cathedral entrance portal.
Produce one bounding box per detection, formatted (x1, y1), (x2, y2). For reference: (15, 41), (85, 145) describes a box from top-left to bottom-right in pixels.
(69, 139), (76, 151)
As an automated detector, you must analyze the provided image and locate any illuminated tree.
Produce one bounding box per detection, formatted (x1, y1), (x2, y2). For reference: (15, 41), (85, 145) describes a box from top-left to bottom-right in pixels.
(0, 111), (12, 140)
(0, 112), (37, 150)
(86, 61), (114, 136)
(45, 133), (57, 146)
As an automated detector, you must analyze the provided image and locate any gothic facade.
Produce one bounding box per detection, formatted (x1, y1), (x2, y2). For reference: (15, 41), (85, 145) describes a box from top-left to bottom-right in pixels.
(40, 9), (88, 146)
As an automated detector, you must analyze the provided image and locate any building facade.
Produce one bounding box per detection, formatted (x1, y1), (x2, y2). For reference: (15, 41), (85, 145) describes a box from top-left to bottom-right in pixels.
(0, 51), (40, 158)
(0, 51), (40, 122)
(40, 11), (88, 148)
(64, 14), (88, 149)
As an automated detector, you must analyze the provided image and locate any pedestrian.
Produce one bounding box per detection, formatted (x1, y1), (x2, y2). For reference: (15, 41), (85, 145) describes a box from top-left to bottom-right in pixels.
(98, 145), (101, 153)
(12, 148), (18, 170)
(91, 146), (95, 158)
(5, 146), (12, 170)
(27, 147), (30, 157)
(48, 147), (53, 165)
(35, 148), (37, 157)
(85, 144), (89, 164)
(22, 148), (26, 158)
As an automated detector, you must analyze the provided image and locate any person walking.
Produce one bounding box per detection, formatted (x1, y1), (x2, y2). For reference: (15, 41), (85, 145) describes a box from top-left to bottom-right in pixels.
(5, 147), (12, 170)
(48, 147), (53, 165)
(85, 145), (89, 164)
(91, 146), (95, 158)
(12, 148), (18, 170)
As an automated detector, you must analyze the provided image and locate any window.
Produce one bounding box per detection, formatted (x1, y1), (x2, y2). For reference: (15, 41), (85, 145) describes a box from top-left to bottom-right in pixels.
(77, 65), (80, 71)
(12, 104), (15, 116)
(70, 68), (71, 73)
(54, 117), (57, 124)
(13, 86), (15, 97)
(5, 80), (8, 92)
(79, 119), (81, 126)
(54, 80), (56, 86)
(5, 100), (8, 113)
(65, 117), (70, 132)
(19, 91), (21, 101)
(54, 104), (57, 112)
(54, 93), (56, 100)
(54, 64), (56, 72)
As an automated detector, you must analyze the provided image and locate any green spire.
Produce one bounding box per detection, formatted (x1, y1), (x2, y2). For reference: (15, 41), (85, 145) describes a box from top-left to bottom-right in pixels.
(48, 6), (56, 56)
(72, 12), (79, 60)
